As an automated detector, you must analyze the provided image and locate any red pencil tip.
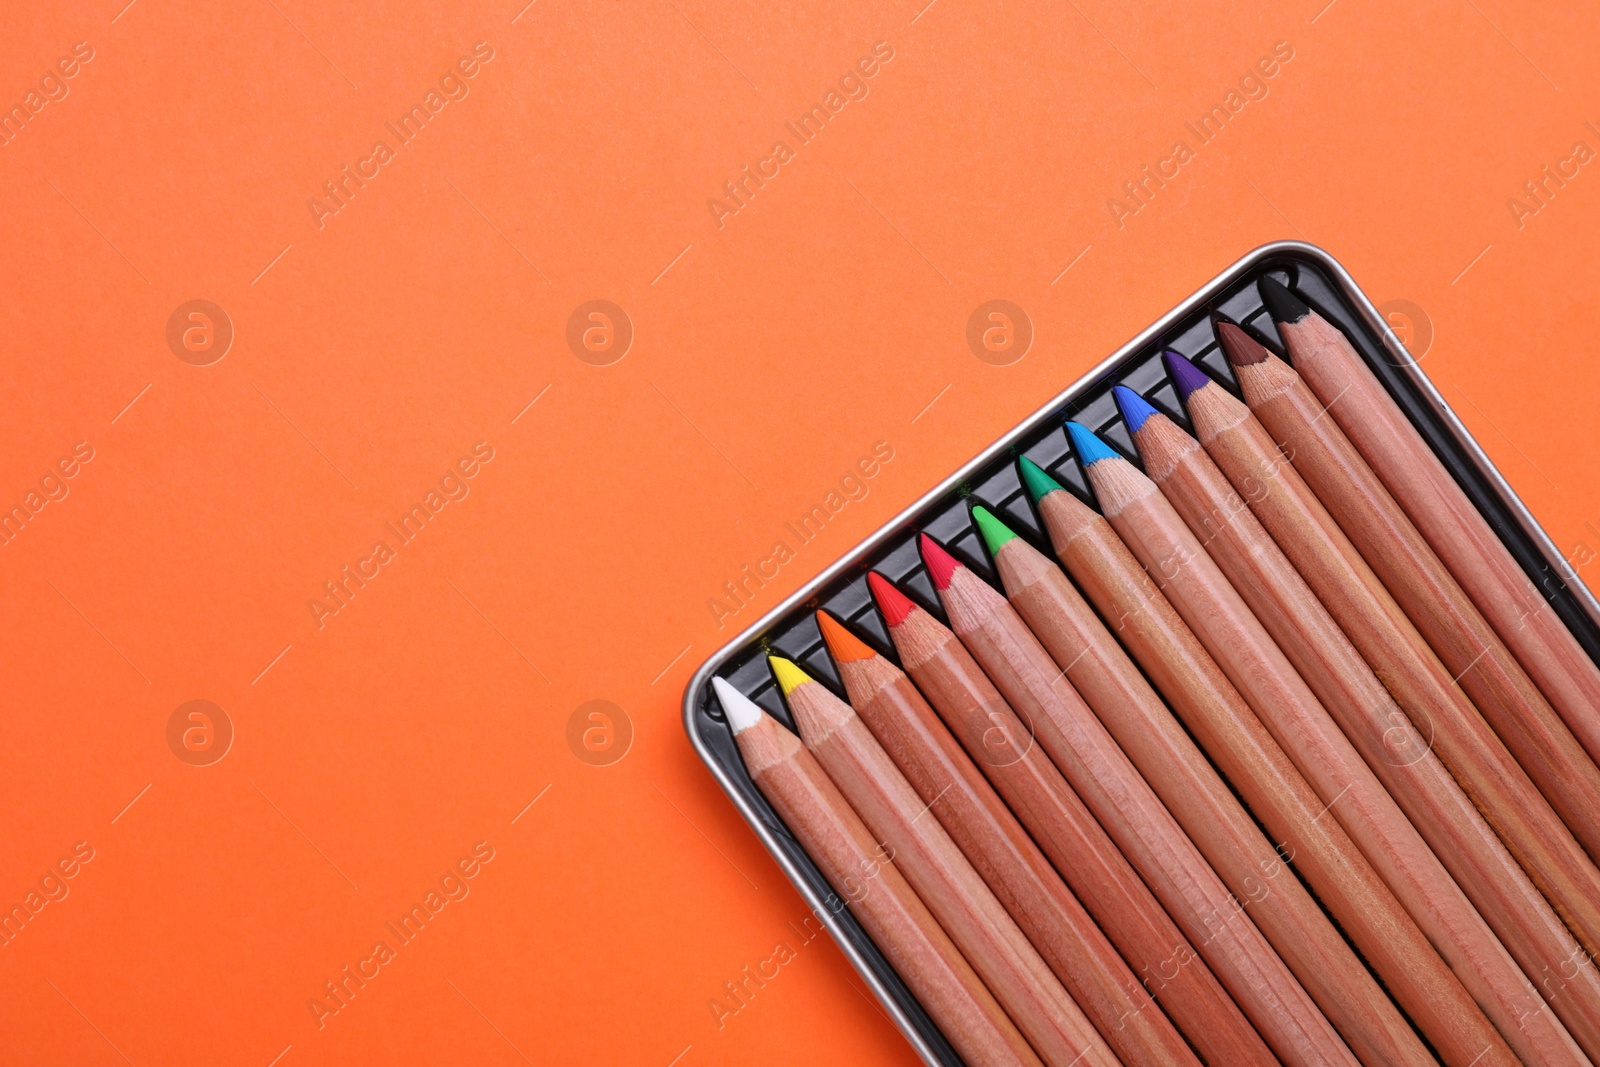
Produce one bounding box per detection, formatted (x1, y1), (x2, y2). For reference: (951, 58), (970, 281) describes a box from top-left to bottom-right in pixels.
(919, 534), (962, 591)
(867, 572), (916, 627)
(816, 611), (876, 663)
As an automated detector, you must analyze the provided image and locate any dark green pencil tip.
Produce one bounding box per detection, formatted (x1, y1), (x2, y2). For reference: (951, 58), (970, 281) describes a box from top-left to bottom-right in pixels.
(971, 506), (1017, 558)
(1018, 456), (1064, 503)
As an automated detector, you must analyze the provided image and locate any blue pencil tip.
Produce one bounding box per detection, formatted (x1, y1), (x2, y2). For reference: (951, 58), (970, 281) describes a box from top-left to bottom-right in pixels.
(1066, 421), (1119, 466)
(1112, 386), (1159, 434)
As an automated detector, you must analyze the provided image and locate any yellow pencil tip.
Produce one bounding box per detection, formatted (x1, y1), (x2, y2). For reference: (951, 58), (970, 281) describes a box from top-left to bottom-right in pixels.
(768, 655), (813, 696)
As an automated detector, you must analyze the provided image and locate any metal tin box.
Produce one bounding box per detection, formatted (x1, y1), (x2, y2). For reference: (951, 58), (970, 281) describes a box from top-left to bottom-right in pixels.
(681, 241), (1600, 1065)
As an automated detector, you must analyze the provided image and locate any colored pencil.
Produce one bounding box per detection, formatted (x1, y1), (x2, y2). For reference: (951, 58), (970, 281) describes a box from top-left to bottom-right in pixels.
(920, 529), (1378, 1066)
(1122, 377), (1580, 1065)
(815, 610), (1209, 1067)
(1259, 275), (1600, 769)
(1175, 344), (1600, 1058)
(711, 678), (1043, 1066)
(867, 571), (1352, 1067)
(1045, 432), (1442, 1067)
(771, 655), (1118, 1067)
(1233, 306), (1600, 869)
(974, 502), (1534, 1067)
(1219, 325), (1600, 958)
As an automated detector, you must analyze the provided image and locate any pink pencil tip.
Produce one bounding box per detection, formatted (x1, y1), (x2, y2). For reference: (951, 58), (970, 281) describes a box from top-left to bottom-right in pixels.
(919, 534), (961, 591)
(866, 571), (916, 627)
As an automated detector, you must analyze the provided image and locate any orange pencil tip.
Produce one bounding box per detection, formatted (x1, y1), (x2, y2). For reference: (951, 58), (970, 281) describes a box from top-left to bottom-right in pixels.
(817, 610), (876, 663)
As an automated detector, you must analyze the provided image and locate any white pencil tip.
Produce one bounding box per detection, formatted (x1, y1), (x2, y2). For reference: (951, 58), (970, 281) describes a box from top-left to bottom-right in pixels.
(713, 677), (765, 734)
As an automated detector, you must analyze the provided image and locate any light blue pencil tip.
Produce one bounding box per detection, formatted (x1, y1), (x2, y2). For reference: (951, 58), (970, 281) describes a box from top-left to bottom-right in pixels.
(1066, 421), (1119, 466)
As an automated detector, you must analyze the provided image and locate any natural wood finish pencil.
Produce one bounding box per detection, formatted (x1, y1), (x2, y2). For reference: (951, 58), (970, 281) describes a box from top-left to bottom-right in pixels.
(975, 502), (1529, 1067)
(1260, 275), (1600, 769)
(1041, 437), (1437, 1067)
(1222, 331), (1600, 959)
(1228, 318), (1600, 867)
(1178, 345), (1600, 1060)
(771, 656), (1119, 1067)
(868, 571), (1353, 1067)
(816, 611), (1209, 1067)
(711, 678), (1043, 1067)
(923, 530), (1388, 1067)
(1123, 378), (1582, 1065)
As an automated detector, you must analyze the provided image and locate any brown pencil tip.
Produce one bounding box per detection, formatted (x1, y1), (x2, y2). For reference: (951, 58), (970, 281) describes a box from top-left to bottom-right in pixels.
(816, 610), (876, 663)
(1216, 321), (1271, 367)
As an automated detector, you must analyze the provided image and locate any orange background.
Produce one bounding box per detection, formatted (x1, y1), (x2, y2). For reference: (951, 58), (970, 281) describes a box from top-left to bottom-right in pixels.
(3, 0), (1599, 1064)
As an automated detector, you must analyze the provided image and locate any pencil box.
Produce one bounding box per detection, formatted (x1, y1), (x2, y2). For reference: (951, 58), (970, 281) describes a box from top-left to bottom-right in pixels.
(679, 240), (1600, 1066)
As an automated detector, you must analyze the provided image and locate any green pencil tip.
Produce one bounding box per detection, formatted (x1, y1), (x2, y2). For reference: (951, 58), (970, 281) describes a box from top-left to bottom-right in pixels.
(1018, 456), (1064, 503)
(971, 506), (1017, 558)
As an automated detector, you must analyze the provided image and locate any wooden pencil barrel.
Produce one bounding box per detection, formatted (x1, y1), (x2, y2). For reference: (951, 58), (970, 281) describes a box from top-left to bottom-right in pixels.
(734, 711), (1043, 1067)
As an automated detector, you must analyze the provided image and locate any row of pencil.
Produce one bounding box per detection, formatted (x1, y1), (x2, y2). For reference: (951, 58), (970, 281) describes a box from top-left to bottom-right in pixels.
(713, 277), (1600, 1067)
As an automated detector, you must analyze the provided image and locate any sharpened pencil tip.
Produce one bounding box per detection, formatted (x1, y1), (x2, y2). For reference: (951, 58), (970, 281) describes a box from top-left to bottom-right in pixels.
(1066, 422), (1119, 466)
(920, 534), (961, 591)
(768, 655), (812, 696)
(816, 610), (875, 663)
(1216, 321), (1272, 367)
(1112, 385), (1160, 434)
(867, 571), (916, 627)
(1018, 456), (1064, 503)
(1163, 350), (1215, 402)
(712, 676), (764, 734)
(1258, 276), (1311, 324)
(971, 505), (1017, 559)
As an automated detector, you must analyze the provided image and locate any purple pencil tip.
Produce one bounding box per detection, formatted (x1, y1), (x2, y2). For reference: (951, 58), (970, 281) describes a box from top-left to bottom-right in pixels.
(1163, 350), (1215, 402)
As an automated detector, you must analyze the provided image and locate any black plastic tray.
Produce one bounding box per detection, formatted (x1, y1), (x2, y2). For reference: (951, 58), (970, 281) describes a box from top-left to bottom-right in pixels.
(680, 241), (1600, 1066)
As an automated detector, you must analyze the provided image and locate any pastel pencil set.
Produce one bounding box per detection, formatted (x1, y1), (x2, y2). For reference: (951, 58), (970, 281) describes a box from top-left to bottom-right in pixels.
(685, 244), (1600, 1066)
